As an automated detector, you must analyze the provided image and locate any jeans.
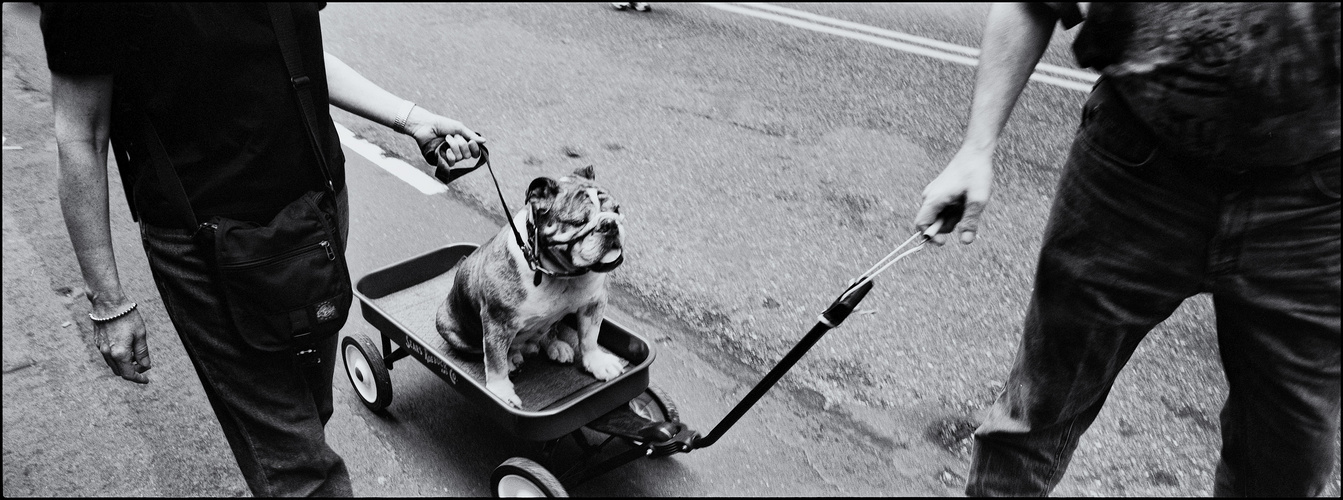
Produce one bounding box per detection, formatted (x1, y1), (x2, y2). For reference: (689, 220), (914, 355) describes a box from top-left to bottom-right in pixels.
(966, 82), (1341, 496)
(139, 189), (353, 497)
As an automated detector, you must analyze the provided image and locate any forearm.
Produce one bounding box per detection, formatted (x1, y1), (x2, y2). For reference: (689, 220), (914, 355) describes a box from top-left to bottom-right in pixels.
(959, 3), (1056, 155)
(51, 73), (126, 314)
(323, 52), (482, 166)
(58, 143), (126, 309)
(324, 52), (417, 133)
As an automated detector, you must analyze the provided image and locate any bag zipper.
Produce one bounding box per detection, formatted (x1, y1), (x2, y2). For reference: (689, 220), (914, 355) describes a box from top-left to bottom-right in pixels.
(220, 240), (335, 270)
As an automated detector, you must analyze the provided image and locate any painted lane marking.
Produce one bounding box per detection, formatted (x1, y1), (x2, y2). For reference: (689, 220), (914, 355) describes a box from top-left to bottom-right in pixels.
(739, 2), (1099, 84)
(701, 3), (1096, 93)
(333, 122), (446, 195)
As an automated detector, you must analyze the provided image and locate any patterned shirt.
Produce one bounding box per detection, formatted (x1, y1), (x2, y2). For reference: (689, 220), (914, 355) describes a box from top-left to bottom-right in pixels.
(1049, 2), (1340, 167)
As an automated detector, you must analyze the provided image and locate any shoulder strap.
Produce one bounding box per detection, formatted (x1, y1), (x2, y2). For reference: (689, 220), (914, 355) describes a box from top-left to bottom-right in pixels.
(129, 4), (339, 231)
(267, 2), (337, 198)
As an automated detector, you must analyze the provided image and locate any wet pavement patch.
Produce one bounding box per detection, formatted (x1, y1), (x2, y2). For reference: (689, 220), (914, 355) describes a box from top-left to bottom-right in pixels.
(927, 416), (976, 457)
(818, 358), (875, 386)
(1118, 418), (1139, 437)
(1149, 468), (1180, 487)
(1162, 396), (1218, 432)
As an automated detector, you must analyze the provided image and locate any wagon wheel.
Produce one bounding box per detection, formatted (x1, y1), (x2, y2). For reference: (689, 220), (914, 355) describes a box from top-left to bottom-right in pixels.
(629, 385), (679, 424)
(342, 333), (393, 412)
(492, 457), (568, 498)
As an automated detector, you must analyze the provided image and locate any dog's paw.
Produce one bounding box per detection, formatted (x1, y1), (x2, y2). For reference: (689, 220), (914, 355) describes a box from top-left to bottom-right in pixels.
(487, 380), (523, 408)
(546, 341), (575, 364)
(519, 340), (540, 358)
(583, 349), (625, 381)
(508, 352), (525, 373)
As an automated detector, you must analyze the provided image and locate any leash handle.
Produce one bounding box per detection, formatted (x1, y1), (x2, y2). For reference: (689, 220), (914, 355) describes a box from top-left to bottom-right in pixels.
(426, 136), (487, 184)
(921, 196), (966, 240)
(920, 219), (945, 241)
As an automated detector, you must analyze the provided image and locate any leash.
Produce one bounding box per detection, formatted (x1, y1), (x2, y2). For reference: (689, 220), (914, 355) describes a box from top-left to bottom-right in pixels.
(426, 139), (615, 285)
(837, 219), (940, 305)
(835, 198), (965, 306)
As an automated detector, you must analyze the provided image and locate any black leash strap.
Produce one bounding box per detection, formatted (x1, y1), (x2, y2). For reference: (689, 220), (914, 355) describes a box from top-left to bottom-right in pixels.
(429, 141), (536, 271)
(432, 140), (591, 285)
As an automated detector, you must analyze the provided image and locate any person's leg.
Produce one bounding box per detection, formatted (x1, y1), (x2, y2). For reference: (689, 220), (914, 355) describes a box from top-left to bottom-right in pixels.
(967, 83), (1213, 496)
(137, 188), (353, 497)
(1210, 153), (1341, 497)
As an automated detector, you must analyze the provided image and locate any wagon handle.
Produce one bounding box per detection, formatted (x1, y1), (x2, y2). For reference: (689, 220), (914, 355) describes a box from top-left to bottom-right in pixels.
(689, 279), (874, 450)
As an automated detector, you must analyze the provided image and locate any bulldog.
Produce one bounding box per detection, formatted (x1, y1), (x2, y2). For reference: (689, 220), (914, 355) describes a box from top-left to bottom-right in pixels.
(435, 165), (626, 407)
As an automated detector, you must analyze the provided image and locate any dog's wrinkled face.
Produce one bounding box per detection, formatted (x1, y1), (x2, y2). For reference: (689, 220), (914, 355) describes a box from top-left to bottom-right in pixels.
(526, 165), (623, 272)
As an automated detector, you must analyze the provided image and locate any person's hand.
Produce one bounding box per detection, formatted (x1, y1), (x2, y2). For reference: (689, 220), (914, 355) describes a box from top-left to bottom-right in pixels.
(403, 107), (485, 166)
(93, 307), (152, 384)
(914, 148), (994, 245)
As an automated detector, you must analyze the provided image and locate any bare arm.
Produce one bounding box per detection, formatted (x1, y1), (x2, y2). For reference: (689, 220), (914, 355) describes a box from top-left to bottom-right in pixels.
(324, 52), (484, 165)
(914, 3), (1056, 245)
(51, 71), (151, 383)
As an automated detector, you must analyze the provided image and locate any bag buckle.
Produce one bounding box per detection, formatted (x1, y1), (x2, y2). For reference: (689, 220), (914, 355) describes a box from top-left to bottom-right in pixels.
(295, 346), (322, 367)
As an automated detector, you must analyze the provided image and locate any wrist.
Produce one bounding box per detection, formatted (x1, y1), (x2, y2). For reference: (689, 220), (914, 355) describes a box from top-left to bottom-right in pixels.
(401, 105), (438, 140)
(392, 100), (417, 135)
(86, 289), (128, 312)
(89, 299), (137, 323)
(957, 138), (997, 158)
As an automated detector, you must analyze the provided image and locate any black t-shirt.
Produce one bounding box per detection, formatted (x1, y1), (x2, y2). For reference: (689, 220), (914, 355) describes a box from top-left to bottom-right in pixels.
(40, 2), (346, 227)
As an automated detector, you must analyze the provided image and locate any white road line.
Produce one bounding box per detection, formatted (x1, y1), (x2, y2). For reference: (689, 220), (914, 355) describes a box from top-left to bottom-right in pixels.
(739, 2), (1099, 83)
(702, 3), (1097, 93)
(333, 122), (446, 195)
(742, 2), (982, 56)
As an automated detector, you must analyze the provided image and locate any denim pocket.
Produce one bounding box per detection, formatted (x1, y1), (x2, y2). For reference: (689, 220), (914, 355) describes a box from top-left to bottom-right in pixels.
(1310, 158), (1341, 200)
(1076, 83), (1159, 169)
(1078, 114), (1158, 169)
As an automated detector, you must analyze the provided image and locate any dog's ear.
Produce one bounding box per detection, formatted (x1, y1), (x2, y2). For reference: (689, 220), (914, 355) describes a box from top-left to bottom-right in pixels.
(572, 165), (595, 180)
(526, 177), (559, 205)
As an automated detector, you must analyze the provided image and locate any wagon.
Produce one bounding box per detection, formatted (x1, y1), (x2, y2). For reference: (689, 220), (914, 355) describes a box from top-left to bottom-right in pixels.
(341, 241), (880, 497)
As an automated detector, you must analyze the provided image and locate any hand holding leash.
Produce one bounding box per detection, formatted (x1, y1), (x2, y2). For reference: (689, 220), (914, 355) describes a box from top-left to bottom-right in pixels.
(424, 136), (492, 185)
(407, 107), (484, 167)
(916, 148), (992, 245)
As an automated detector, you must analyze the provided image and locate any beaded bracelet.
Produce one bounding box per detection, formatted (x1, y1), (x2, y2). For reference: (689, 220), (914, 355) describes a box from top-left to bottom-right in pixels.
(89, 301), (137, 323)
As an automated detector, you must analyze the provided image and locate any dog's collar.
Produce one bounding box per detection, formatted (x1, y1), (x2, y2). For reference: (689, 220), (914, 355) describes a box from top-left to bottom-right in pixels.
(524, 219), (590, 284)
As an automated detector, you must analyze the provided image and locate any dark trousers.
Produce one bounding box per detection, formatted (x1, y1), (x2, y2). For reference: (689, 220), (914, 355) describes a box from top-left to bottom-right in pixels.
(966, 82), (1341, 496)
(139, 189), (353, 497)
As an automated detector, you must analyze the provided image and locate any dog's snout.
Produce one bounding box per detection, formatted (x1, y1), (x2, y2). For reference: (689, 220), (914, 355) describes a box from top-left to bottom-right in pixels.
(596, 217), (617, 234)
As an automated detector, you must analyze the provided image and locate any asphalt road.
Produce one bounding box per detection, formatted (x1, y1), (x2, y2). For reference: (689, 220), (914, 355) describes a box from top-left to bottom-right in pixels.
(3, 2), (1339, 497)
